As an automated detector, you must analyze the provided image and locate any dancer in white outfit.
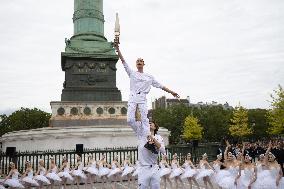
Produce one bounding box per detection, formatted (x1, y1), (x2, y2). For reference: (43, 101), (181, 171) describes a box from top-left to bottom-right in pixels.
(236, 154), (256, 189)
(211, 153), (224, 186)
(98, 154), (110, 189)
(267, 150), (283, 189)
(169, 153), (184, 188)
(181, 153), (199, 189)
(107, 155), (122, 189)
(132, 160), (140, 178)
(21, 161), (39, 187)
(159, 155), (172, 189)
(46, 157), (62, 189)
(3, 162), (25, 188)
(84, 155), (99, 188)
(195, 153), (214, 189)
(71, 155), (86, 189)
(34, 159), (51, 188)
(217, 141), (239, 189)
(114, 43), (179, 153)
(58, 157), (73, 189)
(121, 155), (135, 188)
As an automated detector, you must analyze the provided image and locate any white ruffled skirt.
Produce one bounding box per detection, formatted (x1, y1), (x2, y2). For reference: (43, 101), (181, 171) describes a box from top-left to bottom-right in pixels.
(72, 170), (86, 179)
(278, 177), (284, 189)
(46, 172), (62, 182)
(58, 171), (74, 181)
(195, 169), (214, 180)
(98, 167), (110, 177)
(216, 170), (236, 189)
(169, 168), (183, 178)
(252, 170), (277, 189)
(121, 167), (134, 177)
(85, 167), (99, 175)
(132, 168), (139, 177)
(108, 168), (121, 177)
(22, 176), (39, 186)
(4, 179), (25, 188)
(160, 167), (172, 177)
(34, 174), (51, 184)
(181, 168), (197, 179)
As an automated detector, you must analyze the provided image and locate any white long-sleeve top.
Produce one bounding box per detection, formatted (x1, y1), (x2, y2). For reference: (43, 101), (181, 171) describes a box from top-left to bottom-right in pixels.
(123, 62), (164, 103)
(131, 121), (166, 166)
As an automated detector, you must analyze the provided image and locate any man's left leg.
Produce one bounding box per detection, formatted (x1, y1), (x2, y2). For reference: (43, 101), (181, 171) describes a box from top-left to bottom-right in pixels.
(137, 103), (150, 136)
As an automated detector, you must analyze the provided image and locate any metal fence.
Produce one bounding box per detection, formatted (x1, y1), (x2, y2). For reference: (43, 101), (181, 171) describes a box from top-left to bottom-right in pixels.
(0, 144), (219, 175)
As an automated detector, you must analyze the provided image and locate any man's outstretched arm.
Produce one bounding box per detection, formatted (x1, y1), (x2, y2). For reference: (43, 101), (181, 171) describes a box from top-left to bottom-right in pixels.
(114, 42), (126, 64)
(162, 87), (180, 98)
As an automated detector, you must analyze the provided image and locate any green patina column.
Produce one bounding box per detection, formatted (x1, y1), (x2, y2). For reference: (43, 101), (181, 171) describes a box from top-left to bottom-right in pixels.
(61, 0), (121, 101)
(73, 0), (104, 38)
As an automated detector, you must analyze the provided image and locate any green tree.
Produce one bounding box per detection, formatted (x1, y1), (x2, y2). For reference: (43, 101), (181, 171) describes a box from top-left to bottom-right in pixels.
(152, 104), (191, 144)
(0, 108), (51, 136)
(229, 105), (252, 139)
(267, 85), (284, 135)
(182, 115), (203, 142)
(248, 109), (269, 140)
(194, 105), (232, 142)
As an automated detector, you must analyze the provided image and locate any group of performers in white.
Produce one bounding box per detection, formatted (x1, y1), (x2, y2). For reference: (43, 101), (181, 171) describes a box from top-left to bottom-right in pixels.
(1, 142), (283, 189)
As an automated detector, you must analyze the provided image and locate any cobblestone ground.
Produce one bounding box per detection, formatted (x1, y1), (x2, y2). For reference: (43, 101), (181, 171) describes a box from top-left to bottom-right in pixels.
(1, 179), (218, 189)
(73, 181), (217, 189)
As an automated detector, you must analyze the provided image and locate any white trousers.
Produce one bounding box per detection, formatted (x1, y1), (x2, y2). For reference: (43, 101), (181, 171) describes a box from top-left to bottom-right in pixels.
(138, 165), (160, 189)
(127, 102), (150, 136)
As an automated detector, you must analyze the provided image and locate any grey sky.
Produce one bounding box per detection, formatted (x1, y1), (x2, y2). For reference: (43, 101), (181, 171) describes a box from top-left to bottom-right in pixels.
(0, 0), (283, 114)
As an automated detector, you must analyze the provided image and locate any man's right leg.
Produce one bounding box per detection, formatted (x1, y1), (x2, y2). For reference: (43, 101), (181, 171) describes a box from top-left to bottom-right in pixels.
(127, 102), (137, 130)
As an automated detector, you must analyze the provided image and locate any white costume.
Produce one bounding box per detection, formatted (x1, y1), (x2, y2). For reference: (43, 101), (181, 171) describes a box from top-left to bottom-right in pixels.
(180, 161), (197, 179)
(237, 167), (254, 189)
(4, 170), (25, 188)
(46, 166), (62, 182)
(252, 163), (277, 189)
(130, 121), (165, 189)
(121, 162), (134, 177)
(217, 166), (238, 189)
(132, 161), (140, 177)
(159, 161), (171, 177)
(58, 165), (74, 181)
(169, 162), (183, 178)
(72, 162), (87, 179)
(98, 163), (110, 177)
(123, 62), (164, 136)
(212, 162), (222, 184)
(85, 160), (99, 175)
(34, 166), (51, 184)
(108, 162), (121, 177)
(195, 162), (214, 180)
(22, 169), (39, 186)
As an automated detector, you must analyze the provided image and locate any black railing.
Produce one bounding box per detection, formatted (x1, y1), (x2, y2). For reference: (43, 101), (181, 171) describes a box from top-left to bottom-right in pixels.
(0, 144), (219, 175)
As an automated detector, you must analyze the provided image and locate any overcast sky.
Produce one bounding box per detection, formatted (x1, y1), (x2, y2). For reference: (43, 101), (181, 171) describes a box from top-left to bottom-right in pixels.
(0, 0), (283, 115)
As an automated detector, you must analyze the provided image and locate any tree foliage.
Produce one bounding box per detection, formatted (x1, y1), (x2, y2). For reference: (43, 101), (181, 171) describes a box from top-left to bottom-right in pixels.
(0, 107), (51, 136)
(182, 115), (203, 141)
(229, 105), (252, 138)
(153, 103), (268, 144)
(267, 85), (284, 135)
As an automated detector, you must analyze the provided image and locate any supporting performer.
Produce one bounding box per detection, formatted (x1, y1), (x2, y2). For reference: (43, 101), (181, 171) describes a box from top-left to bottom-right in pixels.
(114, 42), (179, 152)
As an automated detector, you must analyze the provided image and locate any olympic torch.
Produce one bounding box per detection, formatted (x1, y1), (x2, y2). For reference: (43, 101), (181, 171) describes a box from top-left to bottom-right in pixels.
(114, 13), (120, 45)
